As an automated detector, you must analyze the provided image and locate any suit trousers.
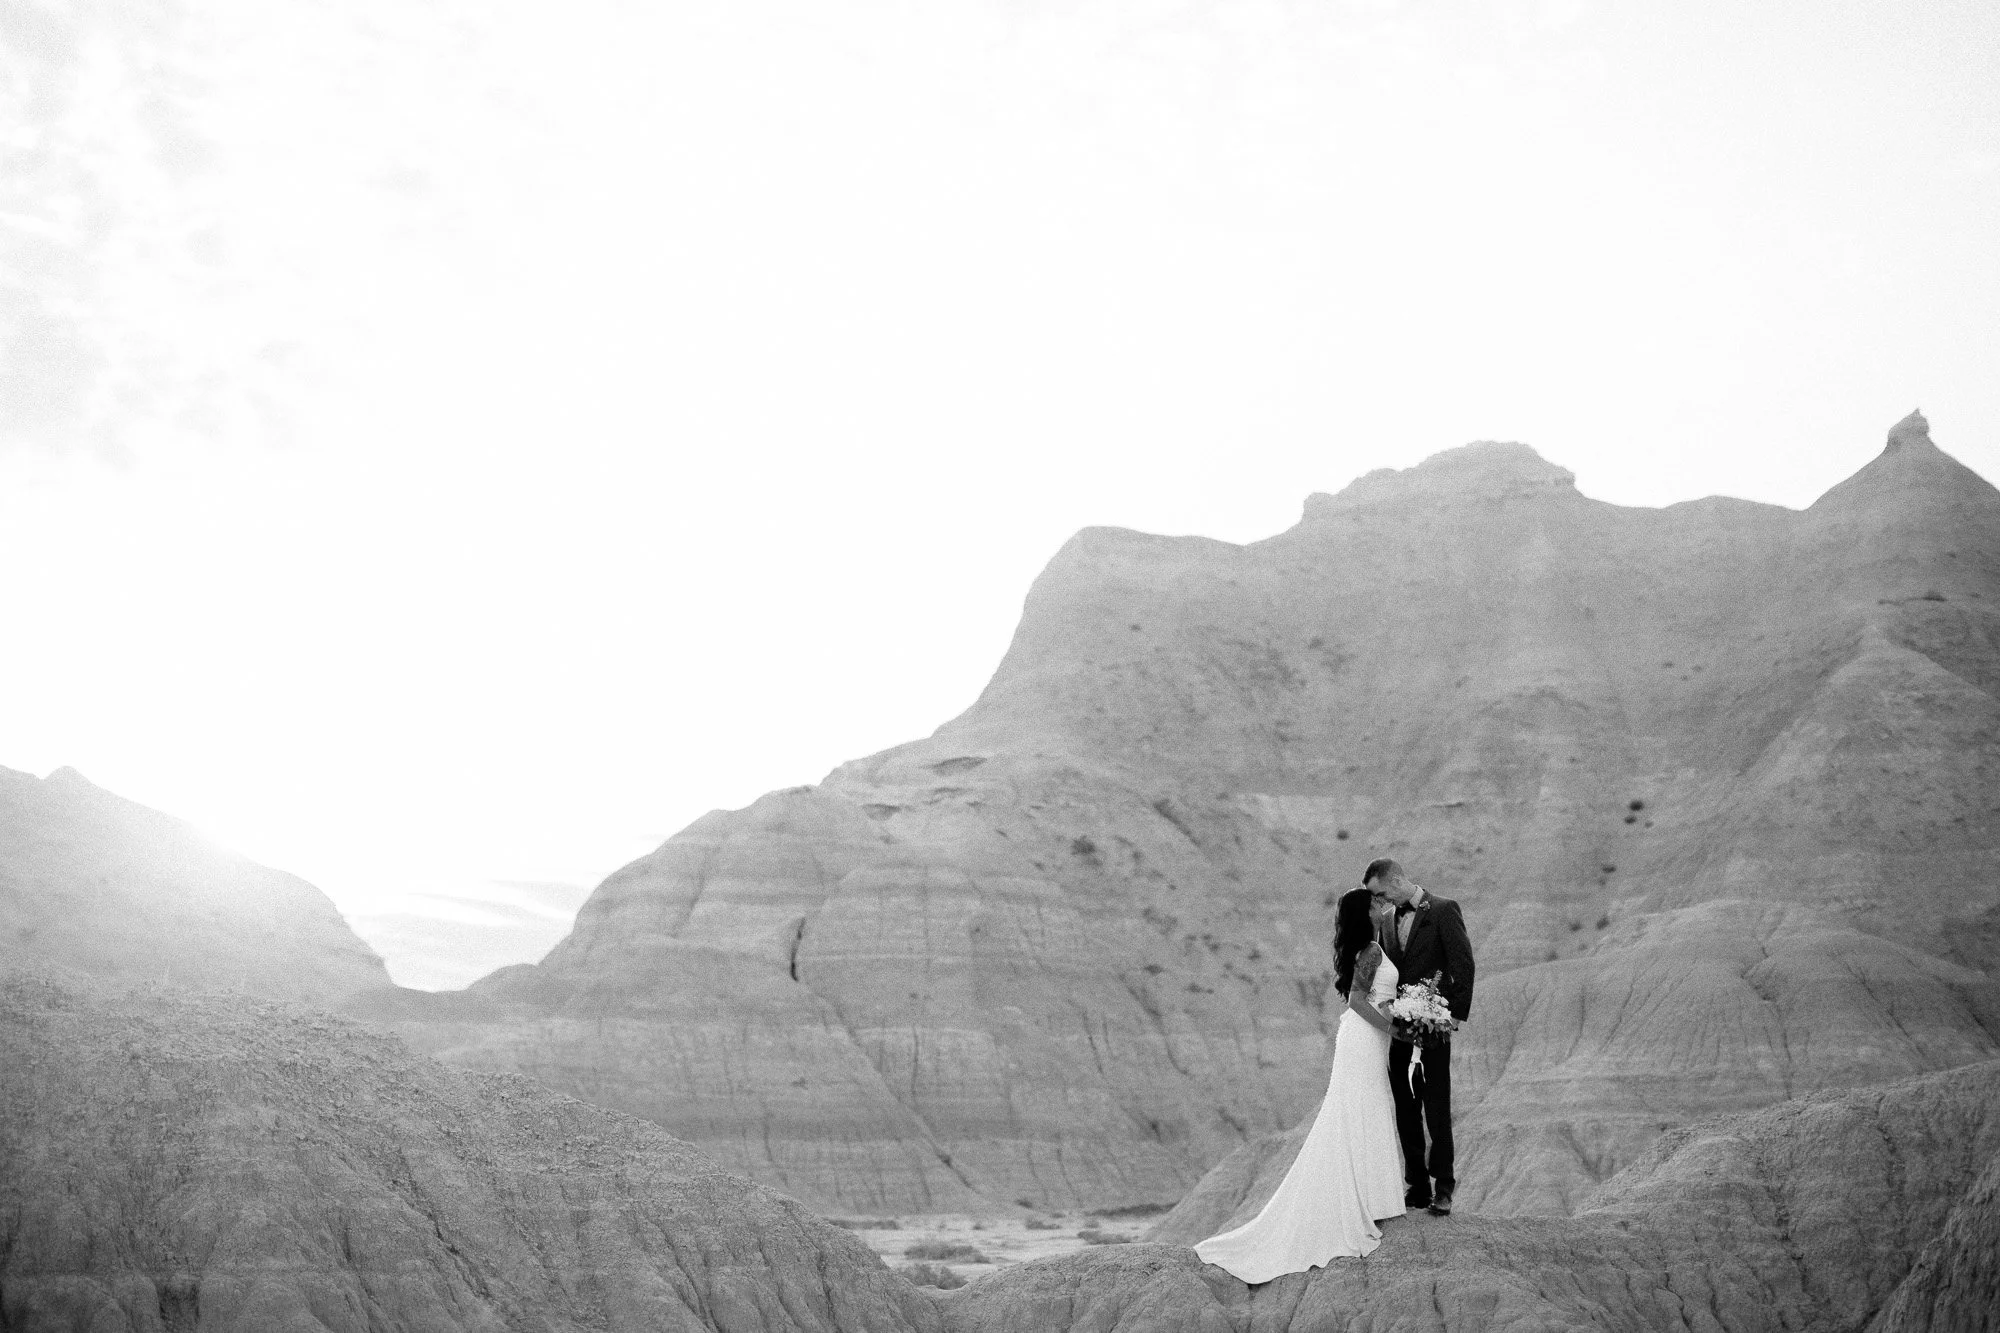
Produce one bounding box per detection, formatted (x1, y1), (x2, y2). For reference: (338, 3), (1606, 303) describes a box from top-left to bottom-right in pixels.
(1388, 1038), (1453, 1197)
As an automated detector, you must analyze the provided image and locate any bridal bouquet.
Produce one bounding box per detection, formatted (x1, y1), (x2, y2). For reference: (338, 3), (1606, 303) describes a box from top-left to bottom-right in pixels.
(1388, 973), (1457, 1048)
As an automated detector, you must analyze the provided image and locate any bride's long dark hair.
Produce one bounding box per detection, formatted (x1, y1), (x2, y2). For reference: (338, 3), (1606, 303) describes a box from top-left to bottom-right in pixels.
(1333, 887), (1378, 995)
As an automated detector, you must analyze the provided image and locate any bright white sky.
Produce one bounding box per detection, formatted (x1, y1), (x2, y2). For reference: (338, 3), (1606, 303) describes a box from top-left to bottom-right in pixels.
(4, 0), (1996, 988)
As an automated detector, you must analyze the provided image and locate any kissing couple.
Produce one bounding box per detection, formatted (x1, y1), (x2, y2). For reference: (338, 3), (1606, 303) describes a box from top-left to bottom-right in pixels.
(1195, 858), (1476, 1283)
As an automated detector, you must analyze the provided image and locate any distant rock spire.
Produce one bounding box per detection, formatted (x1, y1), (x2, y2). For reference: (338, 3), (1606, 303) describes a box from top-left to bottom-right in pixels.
(1885, 409), (1931, 452)
(1807, 408), (1996, 515)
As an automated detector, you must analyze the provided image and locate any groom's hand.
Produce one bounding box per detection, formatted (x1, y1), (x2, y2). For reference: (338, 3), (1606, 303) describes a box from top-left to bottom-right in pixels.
(1437, 899), (1476, 1022)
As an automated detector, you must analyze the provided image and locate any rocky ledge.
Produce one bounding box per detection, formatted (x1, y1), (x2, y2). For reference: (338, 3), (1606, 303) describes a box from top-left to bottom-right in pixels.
(936, 1059), (2000, 1332)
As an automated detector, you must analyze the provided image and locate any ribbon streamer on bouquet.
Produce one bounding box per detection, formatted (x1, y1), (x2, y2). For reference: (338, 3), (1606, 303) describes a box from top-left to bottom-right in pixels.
(1407, 1044), (1426, 1098)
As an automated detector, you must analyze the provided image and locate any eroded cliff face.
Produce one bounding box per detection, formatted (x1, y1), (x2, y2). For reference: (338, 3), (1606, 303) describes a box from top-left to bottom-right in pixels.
(0, 765), (391, 1006)
(941, 1061), (2000, 1333)
(368, 414), (2000, 1214)
(0, 975), (940, 1333)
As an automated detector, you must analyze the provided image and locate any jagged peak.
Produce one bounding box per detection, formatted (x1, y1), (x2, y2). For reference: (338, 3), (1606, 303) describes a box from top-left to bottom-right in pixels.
(1885, 409), (1932, 453)
(1302, 440), (1576, 520)
(1810, 411), (1998, 515)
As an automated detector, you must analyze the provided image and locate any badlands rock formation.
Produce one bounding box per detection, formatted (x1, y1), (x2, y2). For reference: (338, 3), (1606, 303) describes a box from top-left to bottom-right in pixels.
(0, 765), (390, 1005)
(1153, 899), (2000, 1225)
(0, 973), (940, 1333)
(1871, 1149), (2000, 1332)
(373, 413), (2000, 1215)
(939, 1061), (2000, 1332)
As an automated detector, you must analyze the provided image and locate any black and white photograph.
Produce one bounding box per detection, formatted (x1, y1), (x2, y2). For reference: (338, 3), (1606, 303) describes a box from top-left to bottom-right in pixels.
(3, 1), (1997, 1329)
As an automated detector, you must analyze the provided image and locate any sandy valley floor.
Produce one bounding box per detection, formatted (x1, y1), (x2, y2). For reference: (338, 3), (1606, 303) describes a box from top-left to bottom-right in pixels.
(828, 1212), (1165, 1286)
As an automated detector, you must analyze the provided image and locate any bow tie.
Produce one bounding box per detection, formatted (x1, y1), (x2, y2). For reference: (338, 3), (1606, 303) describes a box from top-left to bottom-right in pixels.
(1395, 903), (1416, 917)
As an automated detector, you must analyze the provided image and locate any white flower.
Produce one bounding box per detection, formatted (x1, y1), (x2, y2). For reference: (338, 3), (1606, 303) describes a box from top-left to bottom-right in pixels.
(1389, 975), (1457, 1041)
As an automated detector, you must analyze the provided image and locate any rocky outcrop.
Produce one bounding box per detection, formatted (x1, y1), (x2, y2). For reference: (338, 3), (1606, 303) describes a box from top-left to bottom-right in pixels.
(371, 415), (2000, 1215)
(0, 974), (940, 1333)
(1871, 1150), (2000, 1332)
(0, 765), (390, 1005)
(937, 1060), (2000, 1332)
(1153, 898), (2000, 1232)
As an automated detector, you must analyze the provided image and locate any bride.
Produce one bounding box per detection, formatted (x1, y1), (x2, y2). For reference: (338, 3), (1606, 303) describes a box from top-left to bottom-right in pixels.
(1194, 886), (1406, 1281)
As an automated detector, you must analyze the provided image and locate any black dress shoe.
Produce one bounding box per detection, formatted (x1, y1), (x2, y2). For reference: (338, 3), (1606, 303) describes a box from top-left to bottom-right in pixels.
(1405, 1188), (1431, 1210)
(1428, 1189), (1453, 1216)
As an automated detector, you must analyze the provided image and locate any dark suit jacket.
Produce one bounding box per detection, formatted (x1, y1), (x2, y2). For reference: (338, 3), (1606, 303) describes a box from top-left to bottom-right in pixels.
(1385, 893), (1475, 1022)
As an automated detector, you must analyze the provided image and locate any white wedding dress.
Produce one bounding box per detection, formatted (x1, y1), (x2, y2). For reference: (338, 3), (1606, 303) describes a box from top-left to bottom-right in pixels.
(1194, 946), (1406, 1282)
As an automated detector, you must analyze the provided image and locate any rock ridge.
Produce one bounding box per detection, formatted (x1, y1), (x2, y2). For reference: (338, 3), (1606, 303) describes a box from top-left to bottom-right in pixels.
(0, 764), (391, 1006)
(0, 973), (942, 1333)
(1300, 439), (1579, 521)
(355, 416), (2000, 1216)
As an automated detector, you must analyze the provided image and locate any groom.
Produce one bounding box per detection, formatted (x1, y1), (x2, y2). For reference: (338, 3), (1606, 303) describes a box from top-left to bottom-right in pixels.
(1363, 858), (1475, 1216)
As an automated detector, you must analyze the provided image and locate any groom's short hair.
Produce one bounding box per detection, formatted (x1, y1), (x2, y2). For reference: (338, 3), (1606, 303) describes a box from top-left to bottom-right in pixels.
(1362, 857), (1402, 887)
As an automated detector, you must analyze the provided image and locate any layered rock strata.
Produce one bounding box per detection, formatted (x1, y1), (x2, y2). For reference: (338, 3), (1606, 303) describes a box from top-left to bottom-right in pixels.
(1152, 898), (2000, 1226)
(373, 413), (2000, 1215)
(939, 1060), (2000, 1332)
(0, 765), (390, 1005)
(0, 974), (940, 1333)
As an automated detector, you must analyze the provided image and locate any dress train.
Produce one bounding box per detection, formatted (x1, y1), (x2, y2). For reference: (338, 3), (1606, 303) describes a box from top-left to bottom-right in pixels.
(1193, 950), (1405, 1282)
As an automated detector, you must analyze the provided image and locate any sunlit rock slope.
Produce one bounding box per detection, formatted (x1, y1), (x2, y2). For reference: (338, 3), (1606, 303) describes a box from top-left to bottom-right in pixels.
(0, 974), (940, 1333)
(368, 413), (2000, 1214)
(0, 765), (390, 1005)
